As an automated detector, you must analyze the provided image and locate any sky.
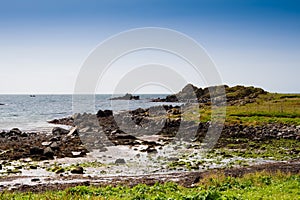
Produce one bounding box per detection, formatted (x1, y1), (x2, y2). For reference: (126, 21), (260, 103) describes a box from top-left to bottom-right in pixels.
(0, 0), (299, 94)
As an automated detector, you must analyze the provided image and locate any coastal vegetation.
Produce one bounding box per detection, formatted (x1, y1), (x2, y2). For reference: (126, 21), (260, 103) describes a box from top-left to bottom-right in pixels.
(2, 171), (299, 199)
(182, 89), (300, 125)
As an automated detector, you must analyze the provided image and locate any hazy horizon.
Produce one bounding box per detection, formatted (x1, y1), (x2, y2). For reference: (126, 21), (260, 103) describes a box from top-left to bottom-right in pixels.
(1, 83), (299, 95)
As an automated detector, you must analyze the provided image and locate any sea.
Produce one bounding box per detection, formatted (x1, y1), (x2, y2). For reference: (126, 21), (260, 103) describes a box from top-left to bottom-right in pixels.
(0, 94), (180, 132)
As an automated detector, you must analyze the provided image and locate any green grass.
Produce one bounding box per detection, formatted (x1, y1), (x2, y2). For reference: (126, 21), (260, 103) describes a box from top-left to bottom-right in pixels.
(182, 93), (300, 125)
(216, 139), (300, 160)
(2, 172), (300, 199)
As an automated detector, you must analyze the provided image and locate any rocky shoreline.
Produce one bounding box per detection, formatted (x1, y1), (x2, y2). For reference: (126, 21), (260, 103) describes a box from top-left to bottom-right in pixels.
(1, 104), (299, 162)
(0, 92), (299, 192)
(50, 106), (300, 149)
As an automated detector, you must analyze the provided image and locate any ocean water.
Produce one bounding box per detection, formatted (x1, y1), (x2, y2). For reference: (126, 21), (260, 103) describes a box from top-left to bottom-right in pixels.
(0, 94), (178, 131)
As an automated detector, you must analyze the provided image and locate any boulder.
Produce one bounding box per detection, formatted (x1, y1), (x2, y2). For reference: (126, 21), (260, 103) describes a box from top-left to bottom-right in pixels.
(30, 147), (44, 155)
(50, 142), (59, 150)
(43, 147), (54, 159)
(9, 128), (22, 135)
(97, 110), (113, 118)
(115, 158), (126, 164)
(70, 166), (84, 174)
(52, 127), (69, 135)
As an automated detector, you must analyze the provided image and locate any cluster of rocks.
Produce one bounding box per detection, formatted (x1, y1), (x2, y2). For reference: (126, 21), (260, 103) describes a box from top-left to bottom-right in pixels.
(152, 84), (266, 106)
(222, 123), (300, 141)
(47, 105), (300, 156)
(47, 106), (187, 153)
(48, 117), (74, 126)
(195, 122), (300, 146)
(0, 127), (88, 161)
(109, 93), (140, 100)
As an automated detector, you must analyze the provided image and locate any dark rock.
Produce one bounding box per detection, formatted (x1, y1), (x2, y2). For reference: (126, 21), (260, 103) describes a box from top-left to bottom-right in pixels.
(8, 136), (18, 141)
(15, 166), (22, 169)
(48, 117), (74, 126)
(130, 108), (148, 116)
(9, 128), (22, 135)
(29, 165), (38, 169)
(52, 127), (69, 135)
(146, 147), (158, 154)
(109, 93), (140, 100)
(140, 146), (157, 154)
(20, 132), (28, 137)
(31, 178), (40, 182)
(55, 168), (65, 174)
(97, 110), (113, 118)
(30, 147), (44, 155)
(115, 158), (126, 164)
(70, 166), (84, 174)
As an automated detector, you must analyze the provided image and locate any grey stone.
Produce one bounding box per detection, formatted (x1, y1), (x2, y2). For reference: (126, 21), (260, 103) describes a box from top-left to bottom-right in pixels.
(50, 142), (59, 150)
(43, 147), (54, 159)
(115, 158), (126, 164)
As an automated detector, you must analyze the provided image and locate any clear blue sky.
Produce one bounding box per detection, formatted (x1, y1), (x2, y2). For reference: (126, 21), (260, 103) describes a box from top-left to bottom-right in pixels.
(0, 0), (299, 94)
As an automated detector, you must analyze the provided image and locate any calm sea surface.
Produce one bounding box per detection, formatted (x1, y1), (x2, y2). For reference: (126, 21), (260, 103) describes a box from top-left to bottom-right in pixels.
(0, 94), (178, 131)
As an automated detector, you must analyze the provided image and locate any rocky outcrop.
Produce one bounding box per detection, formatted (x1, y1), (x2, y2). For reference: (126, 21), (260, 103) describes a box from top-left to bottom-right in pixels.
(48, 117), (74, 126)
(152, 84), (267, 105)
(109, 93), (140, 100)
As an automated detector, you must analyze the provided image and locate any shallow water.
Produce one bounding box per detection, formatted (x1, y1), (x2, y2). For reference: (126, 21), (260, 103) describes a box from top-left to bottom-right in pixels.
(0, 94), (181, 131)
(0, 138), (281, 190)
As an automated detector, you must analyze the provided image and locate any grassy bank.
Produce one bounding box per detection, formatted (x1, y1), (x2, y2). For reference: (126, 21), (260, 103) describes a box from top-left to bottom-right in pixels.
(183, 93), (300, 125)
(2, 171), (299, 199)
